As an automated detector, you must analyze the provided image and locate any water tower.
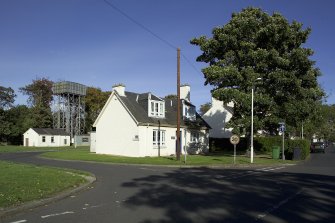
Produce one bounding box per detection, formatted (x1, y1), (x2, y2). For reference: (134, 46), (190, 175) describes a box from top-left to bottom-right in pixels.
(52, 81), (87, 138)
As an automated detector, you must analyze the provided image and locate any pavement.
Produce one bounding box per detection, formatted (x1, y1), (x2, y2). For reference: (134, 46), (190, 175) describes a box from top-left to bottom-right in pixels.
(0, 146), (335, 223)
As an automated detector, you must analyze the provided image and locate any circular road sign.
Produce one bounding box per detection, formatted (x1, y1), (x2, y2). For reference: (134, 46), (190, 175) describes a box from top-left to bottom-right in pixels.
(230, 135), (240, 145)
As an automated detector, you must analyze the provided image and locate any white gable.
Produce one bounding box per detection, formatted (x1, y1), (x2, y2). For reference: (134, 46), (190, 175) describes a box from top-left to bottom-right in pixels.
(202, 98), (233, 138)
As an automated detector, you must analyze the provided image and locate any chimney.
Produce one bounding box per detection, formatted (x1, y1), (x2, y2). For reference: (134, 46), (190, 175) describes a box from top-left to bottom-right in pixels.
(180, 84), (190, 102)
(113, 84), (125, 96)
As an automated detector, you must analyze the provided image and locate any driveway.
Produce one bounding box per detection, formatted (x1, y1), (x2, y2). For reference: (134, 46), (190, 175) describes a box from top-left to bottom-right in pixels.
(1, 146), (335, 223)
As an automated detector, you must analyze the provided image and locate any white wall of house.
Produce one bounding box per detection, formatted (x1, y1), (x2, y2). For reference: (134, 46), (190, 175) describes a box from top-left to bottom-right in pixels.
(137, 126), (209, 157)
(202, 97), (233, 138)
(90, 132), (96, 152)
(23, 128), (70, 147)
(95, 94), (140, 157)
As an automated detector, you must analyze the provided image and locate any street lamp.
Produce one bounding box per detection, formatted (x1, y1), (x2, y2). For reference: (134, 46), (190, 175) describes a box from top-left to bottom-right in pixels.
(250, 77), (262, 163)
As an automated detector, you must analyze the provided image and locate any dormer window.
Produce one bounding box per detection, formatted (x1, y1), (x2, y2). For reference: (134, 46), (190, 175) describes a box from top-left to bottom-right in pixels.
(183, 103), (196, 121)
(149, 100), (165, 118)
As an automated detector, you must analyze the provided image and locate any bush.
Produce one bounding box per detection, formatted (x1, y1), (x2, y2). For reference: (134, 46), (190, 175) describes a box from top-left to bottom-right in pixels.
(254, 136), (282, 152)
(209, 137), (248, 152)
(285, 139), (310, 160)
(210, 136), (310, 160)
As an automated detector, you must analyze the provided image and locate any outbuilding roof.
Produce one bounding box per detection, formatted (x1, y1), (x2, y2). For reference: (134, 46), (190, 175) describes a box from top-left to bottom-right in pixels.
(31, 128), (70, 136)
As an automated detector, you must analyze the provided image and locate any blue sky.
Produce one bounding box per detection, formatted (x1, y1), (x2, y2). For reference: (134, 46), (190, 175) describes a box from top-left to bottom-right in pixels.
(1, 0), (334, 108)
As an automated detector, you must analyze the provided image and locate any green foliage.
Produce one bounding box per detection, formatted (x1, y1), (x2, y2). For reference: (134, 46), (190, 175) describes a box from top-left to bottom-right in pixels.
(165, 94), (178, 100)
(19, 77), (54, 108)
(254, 136), (310, 160)
(286, 139), (310, 160)
(199, 102), (212, 116)
(191, 7), (324, 135)
(84, 87), (110, 132)
(0, 86), (16, 109)
(254, 136), (282, 152)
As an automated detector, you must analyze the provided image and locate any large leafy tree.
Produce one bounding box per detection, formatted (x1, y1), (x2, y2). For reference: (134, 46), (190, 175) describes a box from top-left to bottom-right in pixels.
(20, 77), (54, 128)
(0, 86), (16, 109)
(19, 77), (53, 107)
(84, 87), (110, 132)
(191, 7), (324, 135)
(0, 86), (16, 143)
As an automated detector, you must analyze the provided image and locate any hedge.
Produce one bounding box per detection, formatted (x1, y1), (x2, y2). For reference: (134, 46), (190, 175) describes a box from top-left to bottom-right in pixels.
(210, 136), (310, 160)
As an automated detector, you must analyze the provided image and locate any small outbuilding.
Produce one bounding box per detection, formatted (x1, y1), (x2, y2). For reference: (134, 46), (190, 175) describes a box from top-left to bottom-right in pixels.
(23, 128), (70, 147)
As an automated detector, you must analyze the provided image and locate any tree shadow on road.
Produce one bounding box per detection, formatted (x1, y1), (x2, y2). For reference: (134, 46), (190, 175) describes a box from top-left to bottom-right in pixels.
(122, 167), (335, 223)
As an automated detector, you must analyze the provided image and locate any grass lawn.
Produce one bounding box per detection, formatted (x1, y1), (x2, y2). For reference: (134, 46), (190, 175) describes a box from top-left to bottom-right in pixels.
(42, 147), (297, 166)
(0, 145), (87, 153)
(0, 161), (88, 208)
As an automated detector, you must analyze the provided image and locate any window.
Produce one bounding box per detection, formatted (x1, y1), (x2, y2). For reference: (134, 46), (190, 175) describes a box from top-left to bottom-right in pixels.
(191, 132), (200, 143)
(42, 136), (46, 142)
(51, 136), (54, 143)
(183, 104), (196, 121)
(82, 137), (89, 142)
(64, 139), (67, 145)
(153, 130), (166, 146)
(149, 100), (165, 118)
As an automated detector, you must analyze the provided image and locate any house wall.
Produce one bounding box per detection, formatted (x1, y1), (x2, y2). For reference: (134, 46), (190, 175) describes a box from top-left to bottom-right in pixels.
(23, 128), (70, 147)
(137, 126), (209, 157)
(95, 94), (140, 156)
(90, 132), (96, 152)
(23, 128), (39, 147)
(138, 126), (178, 157)
(202, 98), (233, 138)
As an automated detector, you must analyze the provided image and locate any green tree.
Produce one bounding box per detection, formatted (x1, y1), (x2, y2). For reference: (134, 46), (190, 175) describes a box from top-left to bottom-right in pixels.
(20, 77), (54, 128)
(0, 86), (16, 109)
(19, 77), (53, 107)
(191, 7), (324, 135)
(0, 86), (16, 143)
(7, 105), (33, 144)
(199, 102), (212, 116)
(84, 87), (110, 132)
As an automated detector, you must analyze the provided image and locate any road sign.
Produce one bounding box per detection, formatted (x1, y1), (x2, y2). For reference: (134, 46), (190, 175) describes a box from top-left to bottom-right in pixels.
(230, 135), (240, 145)
(230, 135), (240, 165)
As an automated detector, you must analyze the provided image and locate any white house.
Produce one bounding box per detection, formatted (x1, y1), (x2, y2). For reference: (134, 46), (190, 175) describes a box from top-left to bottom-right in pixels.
(23, 128), (70, 147)
(202, 97), (233, 138)
(91, 84), (211, 157)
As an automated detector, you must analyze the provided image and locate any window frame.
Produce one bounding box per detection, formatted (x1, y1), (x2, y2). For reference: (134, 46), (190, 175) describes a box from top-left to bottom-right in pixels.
(153, 129), (166, 146)
(51, 136), (54, 143)
(149, 100), (165, 118)
(42, 136), (46, 143)
(190, 131), (200, 143)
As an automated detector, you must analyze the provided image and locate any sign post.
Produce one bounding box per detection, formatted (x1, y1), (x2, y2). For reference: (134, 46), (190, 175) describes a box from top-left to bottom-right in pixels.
(279, 122), (286, 160)
(230, 135), (240, 164)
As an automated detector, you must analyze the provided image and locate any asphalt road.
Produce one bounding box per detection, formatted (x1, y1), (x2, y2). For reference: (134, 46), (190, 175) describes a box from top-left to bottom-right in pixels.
(1, 145), (335, 223)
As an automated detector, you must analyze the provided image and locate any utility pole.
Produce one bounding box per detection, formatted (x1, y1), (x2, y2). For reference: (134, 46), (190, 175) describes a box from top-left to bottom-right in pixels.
(176, 48), (181, 161)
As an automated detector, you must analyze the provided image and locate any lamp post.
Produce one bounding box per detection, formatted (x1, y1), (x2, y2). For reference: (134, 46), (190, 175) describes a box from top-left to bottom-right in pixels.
(250, 77), (262, 163)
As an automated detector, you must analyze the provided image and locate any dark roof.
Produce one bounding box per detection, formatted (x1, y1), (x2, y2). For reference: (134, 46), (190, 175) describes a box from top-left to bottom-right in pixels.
(117, 91), (210, 129)
(32, 128), (70, 136)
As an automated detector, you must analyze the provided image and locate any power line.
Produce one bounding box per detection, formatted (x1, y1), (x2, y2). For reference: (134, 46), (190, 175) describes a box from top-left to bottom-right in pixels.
(102, 0), (176, 50)
(102, 0), (203, 75)
(181, 53), (203, 76)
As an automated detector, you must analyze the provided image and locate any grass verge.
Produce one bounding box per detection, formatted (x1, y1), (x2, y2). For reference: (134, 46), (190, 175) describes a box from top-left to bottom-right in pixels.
(0, 161), (88, 208)
(0, 145), (87, 153)
(41, 148), (296, 166)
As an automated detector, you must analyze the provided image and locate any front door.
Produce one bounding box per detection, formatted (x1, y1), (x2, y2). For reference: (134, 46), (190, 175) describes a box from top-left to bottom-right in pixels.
(25, 138), (29, 147)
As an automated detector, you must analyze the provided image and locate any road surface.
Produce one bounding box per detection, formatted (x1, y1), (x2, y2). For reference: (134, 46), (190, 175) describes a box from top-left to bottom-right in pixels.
(1, 146), (334, 223)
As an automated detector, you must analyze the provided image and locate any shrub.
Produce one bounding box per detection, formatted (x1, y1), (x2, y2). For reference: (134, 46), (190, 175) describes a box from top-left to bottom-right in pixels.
(254, 136), (282, 153)
(285, 139), (310, 160)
